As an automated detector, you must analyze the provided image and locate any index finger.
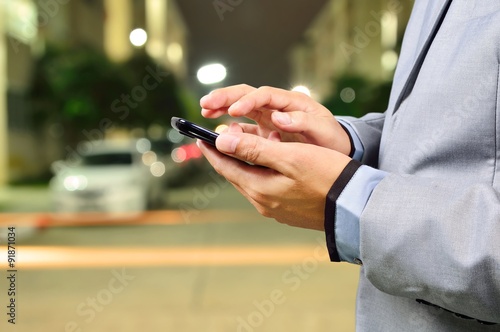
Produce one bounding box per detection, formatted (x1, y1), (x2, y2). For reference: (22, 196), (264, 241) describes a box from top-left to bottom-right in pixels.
(227, 86), (316, 119)
(200, 84), (256, 118)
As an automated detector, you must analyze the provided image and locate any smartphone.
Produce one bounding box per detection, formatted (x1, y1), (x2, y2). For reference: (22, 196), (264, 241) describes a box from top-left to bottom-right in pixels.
(170, 117), (219, 146)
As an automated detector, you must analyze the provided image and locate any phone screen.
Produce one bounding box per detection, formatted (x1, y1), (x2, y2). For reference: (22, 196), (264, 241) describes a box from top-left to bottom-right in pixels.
(171, 117), (219, 146)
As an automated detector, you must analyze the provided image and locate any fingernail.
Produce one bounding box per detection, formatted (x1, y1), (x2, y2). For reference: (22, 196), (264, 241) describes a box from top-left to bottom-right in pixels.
(228, 101), (241, 113)
(228, 122), (242, 133)
(273, 112), (292, 125)
(200, 95), (210, 104)
(216, 134), (239, 154)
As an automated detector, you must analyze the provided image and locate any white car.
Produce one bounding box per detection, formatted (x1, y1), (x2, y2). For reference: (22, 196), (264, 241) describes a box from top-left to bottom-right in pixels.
(49, 139), (169, 222)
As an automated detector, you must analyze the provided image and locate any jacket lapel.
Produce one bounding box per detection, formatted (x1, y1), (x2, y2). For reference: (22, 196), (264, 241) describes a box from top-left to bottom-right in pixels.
(393, 0), (454, 113)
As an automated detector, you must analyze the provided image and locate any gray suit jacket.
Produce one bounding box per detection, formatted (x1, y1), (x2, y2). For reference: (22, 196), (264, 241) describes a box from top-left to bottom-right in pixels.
(342, 1), (500, 330)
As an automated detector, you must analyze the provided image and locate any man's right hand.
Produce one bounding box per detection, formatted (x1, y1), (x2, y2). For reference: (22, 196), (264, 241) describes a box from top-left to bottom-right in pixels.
(200, 84), (352, 156)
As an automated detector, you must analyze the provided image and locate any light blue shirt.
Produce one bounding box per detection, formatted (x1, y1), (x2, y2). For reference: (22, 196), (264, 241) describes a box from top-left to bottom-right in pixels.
(334, 119), (388, 264)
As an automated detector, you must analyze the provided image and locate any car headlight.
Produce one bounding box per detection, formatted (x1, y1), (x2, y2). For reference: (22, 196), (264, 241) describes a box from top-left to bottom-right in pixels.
(63, 175), (88, 191)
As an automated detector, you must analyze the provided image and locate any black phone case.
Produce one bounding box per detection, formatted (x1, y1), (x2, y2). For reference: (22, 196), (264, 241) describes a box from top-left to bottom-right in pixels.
(171, 117), (218, 146)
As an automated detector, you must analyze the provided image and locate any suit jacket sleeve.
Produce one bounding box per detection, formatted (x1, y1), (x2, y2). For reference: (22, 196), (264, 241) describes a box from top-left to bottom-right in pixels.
(358, 170), (500, 323)
(336, 1), (500, 324)
(337, 112), (385, 168)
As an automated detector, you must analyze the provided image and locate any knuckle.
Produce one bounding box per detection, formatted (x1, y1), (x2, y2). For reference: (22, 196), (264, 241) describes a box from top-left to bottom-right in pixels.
(239, 139), (261, 162)
(251, 190), (281, 219)
(254, 201), (275, 218)
(259, 208), (274, 218)
(254, 205), (267, 217)
(256, 86), (274, 96)
(237, 83), (253, 90)
(251, 190), (267, 205)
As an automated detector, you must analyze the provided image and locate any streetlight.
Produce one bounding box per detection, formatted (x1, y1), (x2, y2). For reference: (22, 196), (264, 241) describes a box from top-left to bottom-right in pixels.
(129, 28), (148, 47)
(197, 63), (227, 85)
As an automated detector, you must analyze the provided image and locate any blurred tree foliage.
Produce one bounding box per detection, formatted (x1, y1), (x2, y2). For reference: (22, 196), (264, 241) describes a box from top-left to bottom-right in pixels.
(321, 73), (392, 118)
(29, 45), (190, 145)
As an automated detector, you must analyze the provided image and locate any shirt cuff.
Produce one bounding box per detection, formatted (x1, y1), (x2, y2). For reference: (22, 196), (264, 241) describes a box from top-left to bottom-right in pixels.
(325, 162), (388, 263)
(337, 118), (364, 161)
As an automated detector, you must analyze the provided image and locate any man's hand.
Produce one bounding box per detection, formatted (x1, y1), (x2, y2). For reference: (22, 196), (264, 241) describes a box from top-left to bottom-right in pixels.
(200, 84), (352, 156)
(197, 132), (352, 231)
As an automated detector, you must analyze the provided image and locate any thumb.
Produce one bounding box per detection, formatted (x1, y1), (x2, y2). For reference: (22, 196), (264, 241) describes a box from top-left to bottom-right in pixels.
(271, 111), (350, 154)
(271, 111), (329, 135)
(215, 132), (292, 172)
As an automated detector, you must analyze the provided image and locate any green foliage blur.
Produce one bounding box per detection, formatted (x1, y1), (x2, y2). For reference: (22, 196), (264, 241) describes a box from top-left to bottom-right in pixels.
(321, 73), (392, 118)
(29, 45), (192, 146)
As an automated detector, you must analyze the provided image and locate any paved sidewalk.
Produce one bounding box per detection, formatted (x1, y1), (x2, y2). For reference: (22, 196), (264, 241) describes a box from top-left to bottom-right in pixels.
(0, 181), (360, 332)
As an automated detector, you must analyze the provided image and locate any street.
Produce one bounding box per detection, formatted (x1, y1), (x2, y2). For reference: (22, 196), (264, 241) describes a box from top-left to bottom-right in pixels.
(0, 172), (359, 332)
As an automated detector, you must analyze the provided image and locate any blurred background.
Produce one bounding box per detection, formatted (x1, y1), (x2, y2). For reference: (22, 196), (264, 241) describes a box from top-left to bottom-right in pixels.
(0, 0), (413, 331)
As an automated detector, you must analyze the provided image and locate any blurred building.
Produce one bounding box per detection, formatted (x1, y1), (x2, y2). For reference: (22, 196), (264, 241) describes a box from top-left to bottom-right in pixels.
(38, 0), (188, 81)
(0, 3), (6, 186)
(0, 0), (189, 185)
(289, 0), (413, 101)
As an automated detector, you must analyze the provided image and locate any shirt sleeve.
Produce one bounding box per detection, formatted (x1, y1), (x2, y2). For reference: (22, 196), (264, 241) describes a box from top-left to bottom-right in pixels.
(333, 165), (388, 264)
(324, 120), (388, 264)
(337, 118), (364, 162)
